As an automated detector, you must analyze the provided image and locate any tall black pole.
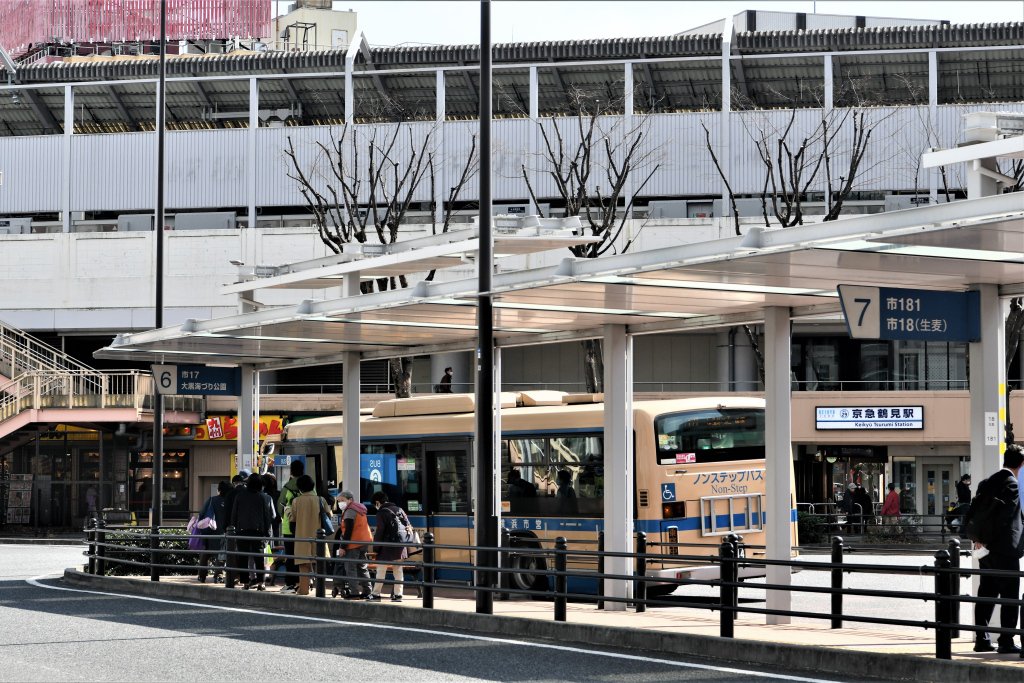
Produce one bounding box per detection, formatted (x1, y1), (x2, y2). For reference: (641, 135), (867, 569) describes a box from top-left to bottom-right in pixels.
(474, 0), (495, 615)
(152, 0), (167, 529)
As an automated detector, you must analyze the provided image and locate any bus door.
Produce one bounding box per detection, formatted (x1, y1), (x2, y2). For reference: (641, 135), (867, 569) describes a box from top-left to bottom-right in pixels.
(426, 440), (473, 578)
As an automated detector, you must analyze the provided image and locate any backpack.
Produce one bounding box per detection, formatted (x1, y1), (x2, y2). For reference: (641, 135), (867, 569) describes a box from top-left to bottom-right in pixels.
(961, 485), (1007, 545)
(387, 506), (416, 545)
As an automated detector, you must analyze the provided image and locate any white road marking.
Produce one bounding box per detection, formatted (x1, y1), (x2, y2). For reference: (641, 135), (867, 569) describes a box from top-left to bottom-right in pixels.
(27, 574), (839, 683)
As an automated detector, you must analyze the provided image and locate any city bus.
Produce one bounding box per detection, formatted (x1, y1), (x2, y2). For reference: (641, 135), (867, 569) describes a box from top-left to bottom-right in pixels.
(278, 391), (797, 596)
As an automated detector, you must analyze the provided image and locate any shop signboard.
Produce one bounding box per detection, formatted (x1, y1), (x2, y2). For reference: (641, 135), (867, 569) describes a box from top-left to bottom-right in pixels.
(195, 415), (286, 440)
(816, 406), (923, 430)
(838, 285), (980, 342)
(6, 474), (32, 524)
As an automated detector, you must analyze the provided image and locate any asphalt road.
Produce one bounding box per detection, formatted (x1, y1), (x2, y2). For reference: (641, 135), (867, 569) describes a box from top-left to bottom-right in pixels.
(0, 544), (869, 683)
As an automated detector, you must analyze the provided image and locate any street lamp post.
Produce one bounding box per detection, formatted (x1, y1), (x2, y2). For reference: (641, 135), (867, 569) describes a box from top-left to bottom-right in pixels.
(474, 0), (496, 615)
(152, 0), (167, 530)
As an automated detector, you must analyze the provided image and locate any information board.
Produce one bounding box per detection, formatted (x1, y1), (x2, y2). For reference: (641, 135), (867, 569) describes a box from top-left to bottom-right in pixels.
(816, 406), (924, 430)
(152, 364), (242, 396)
(838, 285), (980, 342)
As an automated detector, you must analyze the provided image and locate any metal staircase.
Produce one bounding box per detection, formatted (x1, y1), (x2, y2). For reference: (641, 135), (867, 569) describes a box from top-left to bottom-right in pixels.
(0, 319), (202, 442)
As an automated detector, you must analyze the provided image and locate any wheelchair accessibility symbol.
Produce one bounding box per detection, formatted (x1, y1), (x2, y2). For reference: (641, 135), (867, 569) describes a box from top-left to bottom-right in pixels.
(661, 483), (676, 502)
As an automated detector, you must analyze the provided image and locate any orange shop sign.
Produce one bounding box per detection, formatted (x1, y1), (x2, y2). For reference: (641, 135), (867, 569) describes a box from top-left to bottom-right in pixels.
(195, 415), (286, 441)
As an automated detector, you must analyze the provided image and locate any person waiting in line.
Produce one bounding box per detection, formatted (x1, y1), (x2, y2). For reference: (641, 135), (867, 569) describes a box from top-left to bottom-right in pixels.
(222, 472), (249, 578)
(230, 473), (274, 591)
(288, 475), (322, 596)
(880, 482), (901, 525)
(332, 490), (373, 599)
(196, 480), (229, 584)
(277, 459), (305, 594)
(368, 491), (409, 602)
(972, 444), (1024, 654)
(261, 473), (284, 586)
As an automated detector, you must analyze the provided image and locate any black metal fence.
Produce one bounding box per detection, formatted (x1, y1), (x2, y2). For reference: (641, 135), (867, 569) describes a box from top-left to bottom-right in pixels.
(82, 520), (1024, 661)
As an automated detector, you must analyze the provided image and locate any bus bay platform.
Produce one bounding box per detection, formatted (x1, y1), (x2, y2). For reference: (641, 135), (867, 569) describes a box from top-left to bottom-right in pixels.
(63, 566), (1024, 682)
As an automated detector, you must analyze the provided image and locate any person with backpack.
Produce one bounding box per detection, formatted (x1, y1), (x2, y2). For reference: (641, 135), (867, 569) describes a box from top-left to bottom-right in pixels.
(368, 491), (411, 602)
(968, 444), (1024, 654)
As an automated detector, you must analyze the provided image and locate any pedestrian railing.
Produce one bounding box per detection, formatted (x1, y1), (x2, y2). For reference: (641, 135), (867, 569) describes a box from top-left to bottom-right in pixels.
(797, 507), (971, 544)
(81, 521), (1024, 661)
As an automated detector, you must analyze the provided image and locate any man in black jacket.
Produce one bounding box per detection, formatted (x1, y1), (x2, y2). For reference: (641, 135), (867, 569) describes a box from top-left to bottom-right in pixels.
(973, 444), (1024, 654)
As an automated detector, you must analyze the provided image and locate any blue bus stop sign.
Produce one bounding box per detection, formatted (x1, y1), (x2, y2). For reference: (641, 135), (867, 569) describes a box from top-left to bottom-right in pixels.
(838, 285), (980, 342)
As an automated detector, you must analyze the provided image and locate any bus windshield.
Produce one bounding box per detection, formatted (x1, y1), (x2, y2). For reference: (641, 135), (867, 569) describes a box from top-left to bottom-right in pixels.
(654, 409), (764, 465)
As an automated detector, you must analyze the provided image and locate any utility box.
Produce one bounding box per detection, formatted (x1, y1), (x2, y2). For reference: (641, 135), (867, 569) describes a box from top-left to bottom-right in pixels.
(117, 213), (176, 231)
(0, 217), (32, 234)
(173, 212), (237, 231)
(646, 200), (689, 218)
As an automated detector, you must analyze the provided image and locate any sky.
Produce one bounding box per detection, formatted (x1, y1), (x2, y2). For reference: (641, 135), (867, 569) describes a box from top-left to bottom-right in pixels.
(280, 0), (1024, 47)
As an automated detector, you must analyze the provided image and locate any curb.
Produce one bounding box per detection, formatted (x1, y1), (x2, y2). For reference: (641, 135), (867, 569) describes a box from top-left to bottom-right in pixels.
(61, 569), (1021, 683)
(1, 537), (85, 545)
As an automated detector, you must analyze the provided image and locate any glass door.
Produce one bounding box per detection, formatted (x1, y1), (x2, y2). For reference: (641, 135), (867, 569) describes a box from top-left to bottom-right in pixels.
(426, 441), (472, 575)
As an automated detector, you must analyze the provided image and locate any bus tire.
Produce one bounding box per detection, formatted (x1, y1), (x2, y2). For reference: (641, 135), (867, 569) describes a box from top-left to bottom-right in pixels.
(644, 583), (677, 599)
(509, 538), (547, 594)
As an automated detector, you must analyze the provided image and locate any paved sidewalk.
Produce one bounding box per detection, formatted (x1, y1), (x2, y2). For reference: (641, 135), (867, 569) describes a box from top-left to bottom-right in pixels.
(144, 572), (1023, 670)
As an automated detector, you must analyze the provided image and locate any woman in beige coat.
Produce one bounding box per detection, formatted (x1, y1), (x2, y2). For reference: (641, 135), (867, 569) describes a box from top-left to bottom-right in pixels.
(289, 475), (322, 596)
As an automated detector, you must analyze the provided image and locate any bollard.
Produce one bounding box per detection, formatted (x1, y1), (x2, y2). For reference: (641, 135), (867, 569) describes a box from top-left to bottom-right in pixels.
(947, 538), (961, 639)
(499, 526), (511, 601)
(635, 532), (647, 613)
(422, 533), (435, 609)
(225, 527), (237, 589)
(934, 550), (952, 660)
(554, 537), (568, 622)
(96, 520), (107, 576)
(719, 538), (736, 638)
(596, 530), (605, 610)
(831, 536), (844, 629)
(87, 518), (97, 575)
(315, 529), (327, 599)
(149, 526), (160, 582)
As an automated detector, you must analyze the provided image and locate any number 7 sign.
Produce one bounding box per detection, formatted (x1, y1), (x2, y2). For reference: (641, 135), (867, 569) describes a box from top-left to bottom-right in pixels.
(838, 285), (880, 339)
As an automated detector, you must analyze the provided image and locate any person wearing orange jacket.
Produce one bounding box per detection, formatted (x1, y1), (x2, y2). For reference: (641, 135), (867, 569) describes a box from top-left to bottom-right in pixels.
(332, 490), (373, 599)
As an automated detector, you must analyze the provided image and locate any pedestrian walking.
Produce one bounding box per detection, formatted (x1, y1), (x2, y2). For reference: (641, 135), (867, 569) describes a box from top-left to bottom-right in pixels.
(880, 483), (901, 525)
(840, 483), (857, 533)
(332, 490), (373, 599)
(368, 491), (410, 602)
(970, 444), (1023, 654)
(437, 366), (454, 393)
(196, 480), (229, 583)
(230, 473), (274, 590)
(288, 474), (322, 596)
(277, 459), (304, 594)
(853, 485), (874, 533)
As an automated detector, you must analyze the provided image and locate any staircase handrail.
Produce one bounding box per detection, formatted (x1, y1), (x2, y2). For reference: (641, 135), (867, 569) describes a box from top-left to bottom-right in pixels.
(0, 319), (98, 376)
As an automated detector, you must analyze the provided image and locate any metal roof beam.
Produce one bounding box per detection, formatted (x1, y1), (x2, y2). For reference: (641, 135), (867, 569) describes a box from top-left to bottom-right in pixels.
(548, 59), (570, 105)
(359, 39), (391, 103)
(457, 60), (478, 101)
(104, 85), (139, 132)
(733, 58), (751, 103)
(21, 88), (62, 135)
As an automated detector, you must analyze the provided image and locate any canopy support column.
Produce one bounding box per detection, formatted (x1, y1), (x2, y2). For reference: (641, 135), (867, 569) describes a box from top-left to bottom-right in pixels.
(343, 272), (361, 496)
(238, 365), (257, 472)
(603, 323), (633, 611)
(764, 306), (792, 624)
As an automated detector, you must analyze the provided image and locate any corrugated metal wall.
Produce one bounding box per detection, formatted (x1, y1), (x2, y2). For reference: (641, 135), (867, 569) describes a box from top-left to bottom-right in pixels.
(3, 103), (1011, 216)
(0, 136), (62, 213)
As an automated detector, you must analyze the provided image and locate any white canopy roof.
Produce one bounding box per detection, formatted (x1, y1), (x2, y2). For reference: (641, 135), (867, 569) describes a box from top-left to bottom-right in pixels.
(95, 193), (1024, 370)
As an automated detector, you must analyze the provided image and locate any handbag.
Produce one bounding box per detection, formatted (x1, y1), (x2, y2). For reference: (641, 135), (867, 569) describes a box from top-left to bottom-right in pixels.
(319, 497), (335, 534)
(187, 517), (205, 552)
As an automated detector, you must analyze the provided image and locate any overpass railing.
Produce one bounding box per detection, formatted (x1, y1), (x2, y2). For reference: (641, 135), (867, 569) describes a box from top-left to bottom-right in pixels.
(82, 523), (1023, 661)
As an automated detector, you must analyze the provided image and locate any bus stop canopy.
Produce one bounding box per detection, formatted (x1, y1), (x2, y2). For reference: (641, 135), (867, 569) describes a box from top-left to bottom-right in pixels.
(94, 192), (1024, 369)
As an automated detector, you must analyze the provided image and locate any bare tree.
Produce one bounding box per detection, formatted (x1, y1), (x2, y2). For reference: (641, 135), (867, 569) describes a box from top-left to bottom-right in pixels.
(705, 80), (896, 231)
(283, 118), (478, 397)
(515, 85), (661, 392)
